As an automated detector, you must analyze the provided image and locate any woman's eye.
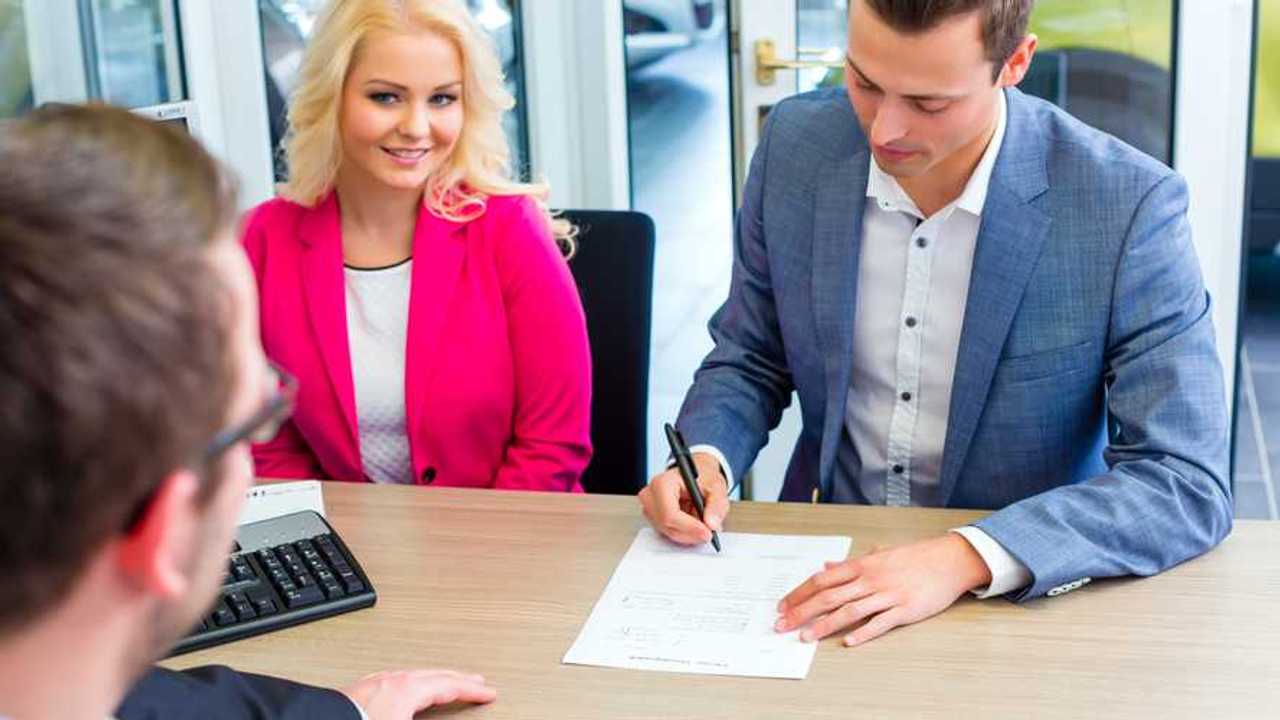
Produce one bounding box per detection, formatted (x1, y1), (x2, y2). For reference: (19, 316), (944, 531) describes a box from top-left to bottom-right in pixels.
(429, 93), (458, 107)
(369, 92), (398, 105)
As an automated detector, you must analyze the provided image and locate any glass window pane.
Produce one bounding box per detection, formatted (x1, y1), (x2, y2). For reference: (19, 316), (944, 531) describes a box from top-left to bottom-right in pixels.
(0, 0), (35, 119)
(258, 0), (529, 182)
(796, 0), (1176, 164)
(84, 0), (185, 107)
(1027, 0), (1174, 164)
(621, 0), (730, 476)
(1236, 0), (1280, 519)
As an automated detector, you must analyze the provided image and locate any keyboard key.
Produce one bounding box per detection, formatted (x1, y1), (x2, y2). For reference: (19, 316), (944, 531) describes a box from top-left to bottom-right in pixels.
(212, 603), (236, 627)
(295, 573), (315, 588)
(232, 600), (257, 621)
(283, 585), (324, 609)
(338, 571), (365, 594)
(321, 581), (345, 599)
(231, 558), (255, 582)
(253, 597), (278, 616)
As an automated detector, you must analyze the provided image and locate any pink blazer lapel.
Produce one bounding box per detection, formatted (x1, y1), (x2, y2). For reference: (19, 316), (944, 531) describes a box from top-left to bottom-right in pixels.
(298, 194), (360, 452)
(404, 205), (467, 443)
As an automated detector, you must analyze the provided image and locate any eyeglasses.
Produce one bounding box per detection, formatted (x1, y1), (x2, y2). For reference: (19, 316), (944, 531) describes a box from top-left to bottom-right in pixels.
(122, 360), (297, 532)
(203, 360), (298, 461)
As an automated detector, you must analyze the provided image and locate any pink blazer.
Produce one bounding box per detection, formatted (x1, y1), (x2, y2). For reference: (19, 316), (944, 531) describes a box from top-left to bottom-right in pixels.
(241, 192), (591, 492)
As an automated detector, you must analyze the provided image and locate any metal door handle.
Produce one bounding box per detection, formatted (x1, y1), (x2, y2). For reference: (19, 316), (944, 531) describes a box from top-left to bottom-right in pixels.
(755, 39), (843, 85)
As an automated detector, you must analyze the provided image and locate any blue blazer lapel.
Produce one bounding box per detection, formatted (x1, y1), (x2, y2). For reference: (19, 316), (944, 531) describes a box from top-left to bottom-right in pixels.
(811, 148), (869, 495)
(938, 89), (1051, 505)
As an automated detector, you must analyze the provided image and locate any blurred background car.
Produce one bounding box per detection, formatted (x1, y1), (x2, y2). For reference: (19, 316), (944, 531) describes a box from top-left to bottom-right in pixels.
(624, 0), (721, 69)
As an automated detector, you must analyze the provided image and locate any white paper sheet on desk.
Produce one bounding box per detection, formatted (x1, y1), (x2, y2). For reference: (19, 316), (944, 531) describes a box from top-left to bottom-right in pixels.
(563, 528), (852, 679)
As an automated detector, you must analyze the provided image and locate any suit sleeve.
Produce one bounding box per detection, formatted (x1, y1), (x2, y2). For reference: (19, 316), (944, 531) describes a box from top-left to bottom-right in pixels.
(674, 107), (796, 477)
(490, 197), (593, 492)
(975, 172), (1233, 601)
(116, 665), (359, 720)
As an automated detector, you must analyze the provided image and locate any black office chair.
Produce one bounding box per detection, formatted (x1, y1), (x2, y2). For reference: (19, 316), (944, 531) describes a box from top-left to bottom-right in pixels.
(559, 209), (656, 495)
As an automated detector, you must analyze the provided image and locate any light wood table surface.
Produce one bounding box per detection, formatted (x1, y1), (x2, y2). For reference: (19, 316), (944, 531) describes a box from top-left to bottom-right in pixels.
(166, 483), (1280, 719)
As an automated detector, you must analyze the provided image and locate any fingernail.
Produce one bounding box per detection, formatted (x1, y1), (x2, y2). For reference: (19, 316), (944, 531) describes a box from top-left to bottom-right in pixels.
(800, 630), (813, 643)
(776, 599), (786, 612)
(708, 516), (721, 531)
(843, 635), (857, 647)
(773, 617), (787, 632)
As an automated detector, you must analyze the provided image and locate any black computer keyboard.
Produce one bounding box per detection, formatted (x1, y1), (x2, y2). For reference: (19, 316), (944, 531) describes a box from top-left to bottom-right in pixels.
(169, 510), (377, 655)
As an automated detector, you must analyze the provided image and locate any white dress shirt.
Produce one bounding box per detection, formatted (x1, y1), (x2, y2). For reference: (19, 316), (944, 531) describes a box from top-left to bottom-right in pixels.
(697, 93), (1031, 598)
(345, 259), (415, 485)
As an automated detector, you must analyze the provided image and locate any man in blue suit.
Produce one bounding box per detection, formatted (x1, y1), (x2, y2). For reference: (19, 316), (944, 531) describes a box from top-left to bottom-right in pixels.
(640, 0), (1231, 647)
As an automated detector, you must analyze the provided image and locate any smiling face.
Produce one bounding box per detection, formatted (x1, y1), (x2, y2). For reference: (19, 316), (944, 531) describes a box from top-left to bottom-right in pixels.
(844, 0), (1008, 183)
(337, 26), (465, 194)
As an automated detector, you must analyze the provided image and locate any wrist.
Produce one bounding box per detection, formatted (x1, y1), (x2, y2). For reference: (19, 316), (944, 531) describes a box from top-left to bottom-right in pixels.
(946, 533), (993, 591)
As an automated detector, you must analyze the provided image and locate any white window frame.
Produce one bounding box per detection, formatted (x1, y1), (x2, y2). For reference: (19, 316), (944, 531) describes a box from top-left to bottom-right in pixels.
(177, 0), (275, 209)
(521, 0), (631, 210)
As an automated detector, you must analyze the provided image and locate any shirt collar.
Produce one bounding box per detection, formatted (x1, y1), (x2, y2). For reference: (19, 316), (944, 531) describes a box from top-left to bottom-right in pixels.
(865, 89), (1008, 219)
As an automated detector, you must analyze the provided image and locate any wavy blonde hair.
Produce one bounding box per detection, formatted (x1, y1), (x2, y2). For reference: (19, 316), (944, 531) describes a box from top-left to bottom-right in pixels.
(278, 0), (574, 254)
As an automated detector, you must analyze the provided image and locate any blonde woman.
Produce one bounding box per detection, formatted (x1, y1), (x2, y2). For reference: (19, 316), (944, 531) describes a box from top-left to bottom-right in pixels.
(242, 0), (592, 491)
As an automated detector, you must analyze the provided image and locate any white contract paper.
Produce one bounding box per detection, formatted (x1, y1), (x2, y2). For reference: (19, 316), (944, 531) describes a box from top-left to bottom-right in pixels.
(563, 528), (852, 679)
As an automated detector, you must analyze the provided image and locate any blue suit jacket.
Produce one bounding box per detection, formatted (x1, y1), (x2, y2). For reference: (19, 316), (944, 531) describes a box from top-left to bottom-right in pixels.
(676, 87), (1232, 601)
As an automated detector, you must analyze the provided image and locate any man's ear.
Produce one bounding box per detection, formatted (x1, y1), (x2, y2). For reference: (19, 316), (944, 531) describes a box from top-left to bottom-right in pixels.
(116, 469), (202, 600)
(998, 33), (1038, 88)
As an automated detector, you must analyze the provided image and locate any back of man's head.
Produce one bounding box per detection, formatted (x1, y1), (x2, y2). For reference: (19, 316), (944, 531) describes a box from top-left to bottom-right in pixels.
(0, 103), (238, 638)
(863, 0), (1034, 77)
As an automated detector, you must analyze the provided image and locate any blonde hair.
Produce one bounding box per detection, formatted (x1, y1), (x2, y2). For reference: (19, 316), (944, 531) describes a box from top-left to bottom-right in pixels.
(278, 0), (575, 254)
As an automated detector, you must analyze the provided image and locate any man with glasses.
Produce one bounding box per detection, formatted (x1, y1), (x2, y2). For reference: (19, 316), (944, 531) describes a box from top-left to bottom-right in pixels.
(0, 104), (495, 719)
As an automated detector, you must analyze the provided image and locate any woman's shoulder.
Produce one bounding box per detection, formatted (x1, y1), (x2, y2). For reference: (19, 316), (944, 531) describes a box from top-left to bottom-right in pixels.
(243, 195), (313, 234)
(477, 193), (547, 231)
(240, 194), (331, 262)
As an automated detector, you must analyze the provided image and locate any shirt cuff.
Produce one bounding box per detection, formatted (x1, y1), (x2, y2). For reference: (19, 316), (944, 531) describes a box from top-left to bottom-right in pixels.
(685, 444), (734, 494)
(950, 526), (1032, 599)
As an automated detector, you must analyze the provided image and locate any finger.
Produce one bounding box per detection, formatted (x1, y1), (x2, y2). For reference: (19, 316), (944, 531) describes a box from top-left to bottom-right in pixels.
(407, 669), (485, 684)
(700, 478), (730, 531)
(800, 592), (897, 643)
(844, 606), (910, 647)
(648, 473), (714, 544)
(413, 677), (498, 708)
(775, 578), (872, 632)
(777, 560), (862, 612)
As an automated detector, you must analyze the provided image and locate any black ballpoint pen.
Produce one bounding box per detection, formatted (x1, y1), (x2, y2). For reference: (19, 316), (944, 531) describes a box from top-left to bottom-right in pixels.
(663, 423), (722, 553)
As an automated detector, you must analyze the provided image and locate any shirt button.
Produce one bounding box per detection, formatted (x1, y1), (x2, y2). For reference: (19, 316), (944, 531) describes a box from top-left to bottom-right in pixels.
(422, 467), (437, 484)
(904, 316), (917, 328)
(916, 237), (929, 248)
(900, 391), (912, 402)
(892, 464), (904, 475)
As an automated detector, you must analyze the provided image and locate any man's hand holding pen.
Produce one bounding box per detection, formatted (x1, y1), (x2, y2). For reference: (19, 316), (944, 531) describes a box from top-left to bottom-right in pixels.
(639, 451), (730, 547)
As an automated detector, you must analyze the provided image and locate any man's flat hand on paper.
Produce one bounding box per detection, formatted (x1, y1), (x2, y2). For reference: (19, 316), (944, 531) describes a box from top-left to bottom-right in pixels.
(774, 534), (991, 646)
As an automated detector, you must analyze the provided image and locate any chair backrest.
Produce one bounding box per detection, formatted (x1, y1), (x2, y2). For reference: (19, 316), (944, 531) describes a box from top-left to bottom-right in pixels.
(560, 209), (656, 495)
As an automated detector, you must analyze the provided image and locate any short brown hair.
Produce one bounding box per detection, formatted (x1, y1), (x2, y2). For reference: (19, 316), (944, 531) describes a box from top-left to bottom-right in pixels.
(0, 104), (238, 635)
(864, 0), (1034, 80)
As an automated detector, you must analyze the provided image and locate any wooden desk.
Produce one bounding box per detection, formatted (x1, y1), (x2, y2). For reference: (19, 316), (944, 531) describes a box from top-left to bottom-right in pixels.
(167, 484), (1280, 718)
